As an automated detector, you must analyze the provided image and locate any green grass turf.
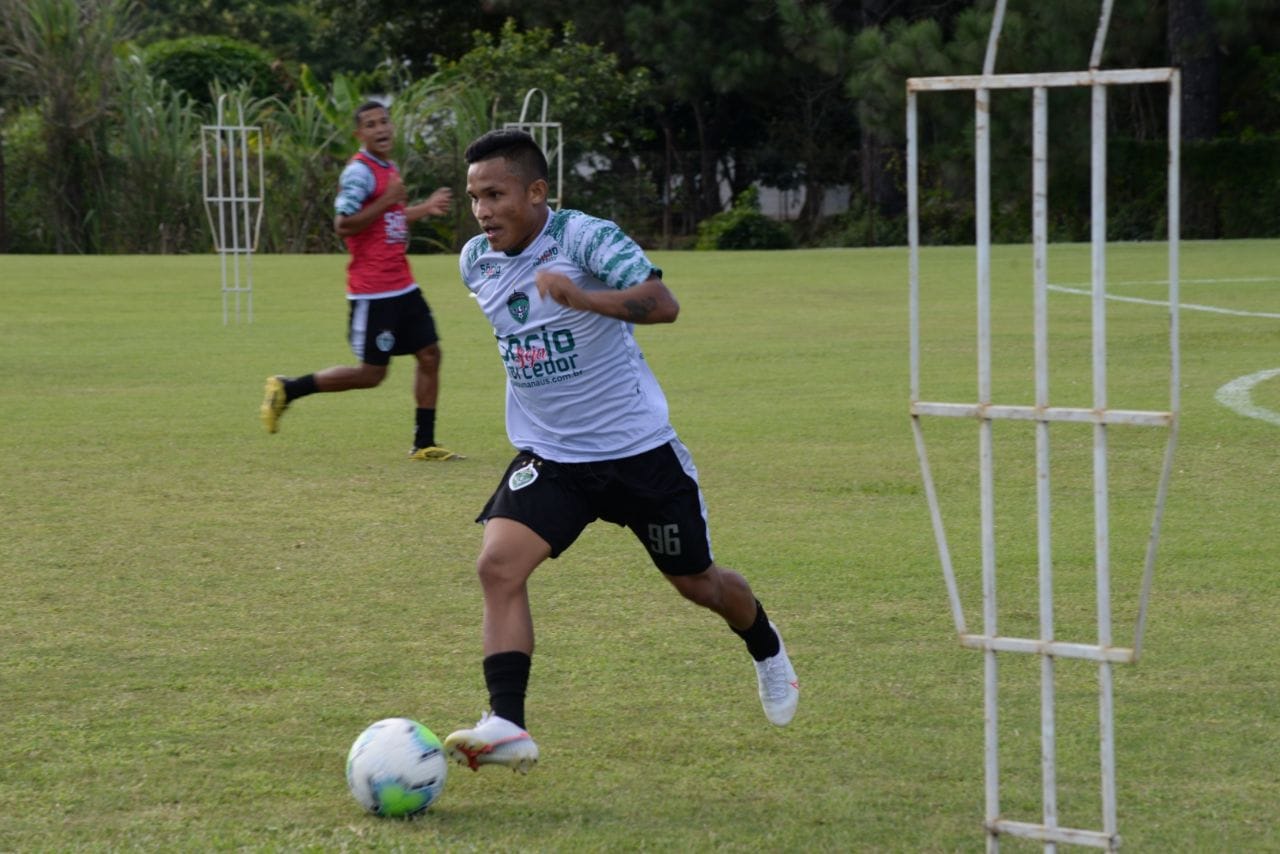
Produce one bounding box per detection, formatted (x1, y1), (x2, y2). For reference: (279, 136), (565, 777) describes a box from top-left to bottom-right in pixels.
(1, 241), (1277, 851)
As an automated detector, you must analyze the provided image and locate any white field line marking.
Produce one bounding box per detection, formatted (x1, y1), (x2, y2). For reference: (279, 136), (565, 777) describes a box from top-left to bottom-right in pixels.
(1214, 368), (1280, 427)
(1047, 284), (1280, 319)
(1087, 277), (1276, 287)
(1048, 278), (1280, 425)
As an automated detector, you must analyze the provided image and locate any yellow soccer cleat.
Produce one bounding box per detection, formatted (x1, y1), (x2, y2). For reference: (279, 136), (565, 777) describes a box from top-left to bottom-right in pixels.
(260, 376), (288, 434)
(409, 445), (465, 461)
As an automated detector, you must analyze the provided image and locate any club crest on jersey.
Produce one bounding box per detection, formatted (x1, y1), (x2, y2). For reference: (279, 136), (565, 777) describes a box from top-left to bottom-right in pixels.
(508, 462), (538, 491)
(376, 331), (396, 352)
(507, 291), (530, 323)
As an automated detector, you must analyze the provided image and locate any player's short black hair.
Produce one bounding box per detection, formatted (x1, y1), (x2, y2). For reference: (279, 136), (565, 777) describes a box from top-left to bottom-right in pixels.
(464, 129), (549, 184)
(354, 100), (388, 126)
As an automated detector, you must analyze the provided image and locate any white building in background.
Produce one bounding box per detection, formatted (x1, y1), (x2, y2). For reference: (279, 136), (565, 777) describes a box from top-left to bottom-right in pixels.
(755, 184), (853, 221)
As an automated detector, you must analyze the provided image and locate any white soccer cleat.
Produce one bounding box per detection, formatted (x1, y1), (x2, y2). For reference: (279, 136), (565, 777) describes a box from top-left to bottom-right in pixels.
(754, 622), (799, 726)
(444, 712), (539, 773)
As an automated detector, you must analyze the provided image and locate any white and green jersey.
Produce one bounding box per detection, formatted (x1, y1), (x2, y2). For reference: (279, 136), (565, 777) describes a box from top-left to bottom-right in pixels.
(459, 209), (676, 462)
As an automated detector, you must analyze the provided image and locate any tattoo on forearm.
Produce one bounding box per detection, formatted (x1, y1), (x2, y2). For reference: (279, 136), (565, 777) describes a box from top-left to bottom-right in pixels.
(622, 296), (657, 321)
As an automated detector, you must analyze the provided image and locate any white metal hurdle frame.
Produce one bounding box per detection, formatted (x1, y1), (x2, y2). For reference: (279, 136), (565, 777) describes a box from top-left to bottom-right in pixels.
(504, 88), (564, 211)
(907, 1), (1180, 850)
(201, 95), (265, 324)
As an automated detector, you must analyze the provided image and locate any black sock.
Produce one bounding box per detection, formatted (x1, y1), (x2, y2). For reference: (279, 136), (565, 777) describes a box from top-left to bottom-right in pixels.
(483, 651), (531, 730)
(414, 407), (436, 449)
(283, 374), (317, 402)
(732, 600), (780, 662)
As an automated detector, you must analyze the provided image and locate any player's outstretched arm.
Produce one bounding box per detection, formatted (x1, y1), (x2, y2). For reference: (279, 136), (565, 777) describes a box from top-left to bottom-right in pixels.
(406, 187), (453, 223)
(535, 272), (679, 324)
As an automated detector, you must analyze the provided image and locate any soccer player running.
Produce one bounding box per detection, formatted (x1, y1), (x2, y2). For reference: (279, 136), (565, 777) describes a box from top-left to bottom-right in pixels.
(260, 101), (463, 461)
(443, 129), (798, 773)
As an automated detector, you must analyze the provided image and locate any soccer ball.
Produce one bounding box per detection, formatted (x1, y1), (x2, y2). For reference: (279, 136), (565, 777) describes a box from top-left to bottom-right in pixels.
(345, 717), (448, 817)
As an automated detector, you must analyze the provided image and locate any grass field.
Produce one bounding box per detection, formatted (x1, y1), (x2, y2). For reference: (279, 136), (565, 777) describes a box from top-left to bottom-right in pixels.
(2, 241), (1277, 851)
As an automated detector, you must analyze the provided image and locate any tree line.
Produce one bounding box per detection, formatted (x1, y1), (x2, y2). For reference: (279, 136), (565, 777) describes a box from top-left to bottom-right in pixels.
(1, 0), (1277, 255)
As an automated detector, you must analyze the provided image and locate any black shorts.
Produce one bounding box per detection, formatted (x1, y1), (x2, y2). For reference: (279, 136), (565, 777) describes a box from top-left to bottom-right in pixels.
(477, 440), (715, 576)
(347, 288), (439, 366)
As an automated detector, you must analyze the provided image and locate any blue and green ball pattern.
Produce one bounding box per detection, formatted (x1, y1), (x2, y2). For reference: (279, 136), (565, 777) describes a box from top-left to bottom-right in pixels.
(346, 718), (448, 818)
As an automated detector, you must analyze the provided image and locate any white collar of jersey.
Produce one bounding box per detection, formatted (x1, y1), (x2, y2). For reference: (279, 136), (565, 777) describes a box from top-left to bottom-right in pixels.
(358, 149), (391, 167)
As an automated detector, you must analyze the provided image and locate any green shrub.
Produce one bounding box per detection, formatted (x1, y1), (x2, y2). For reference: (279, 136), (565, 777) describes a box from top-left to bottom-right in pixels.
(695, 187), (794, 250)
(0, 108), (56, 253)
(1112, 135), (1280, 240)
(142, 36), (280, 104)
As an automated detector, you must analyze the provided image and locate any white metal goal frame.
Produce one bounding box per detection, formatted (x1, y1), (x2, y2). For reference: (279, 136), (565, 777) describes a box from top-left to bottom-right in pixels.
(201, 95), (265, 324)
(906, 1), (1180, 850)
(503, 88), (564, 211)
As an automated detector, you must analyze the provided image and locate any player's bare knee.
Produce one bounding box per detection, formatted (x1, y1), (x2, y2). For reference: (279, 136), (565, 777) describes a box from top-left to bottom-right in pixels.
(416, 344), (441, 372)
(668, 571), (720, 610)
(475, 550), (527, 596)
(356, 364), (388, 388)
(474, 552), (503, 587)
(683, 586), (720, 611)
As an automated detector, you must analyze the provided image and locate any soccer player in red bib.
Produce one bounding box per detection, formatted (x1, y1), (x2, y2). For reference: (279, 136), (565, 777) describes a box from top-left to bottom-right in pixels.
(260, 101), (462, 461)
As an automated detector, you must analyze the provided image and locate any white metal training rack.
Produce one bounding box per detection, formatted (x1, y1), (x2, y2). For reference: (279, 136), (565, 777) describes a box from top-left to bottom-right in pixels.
(201, 95), (265, 324)
(906, 1), (1180, 850)
(504, 88), (564, 211)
